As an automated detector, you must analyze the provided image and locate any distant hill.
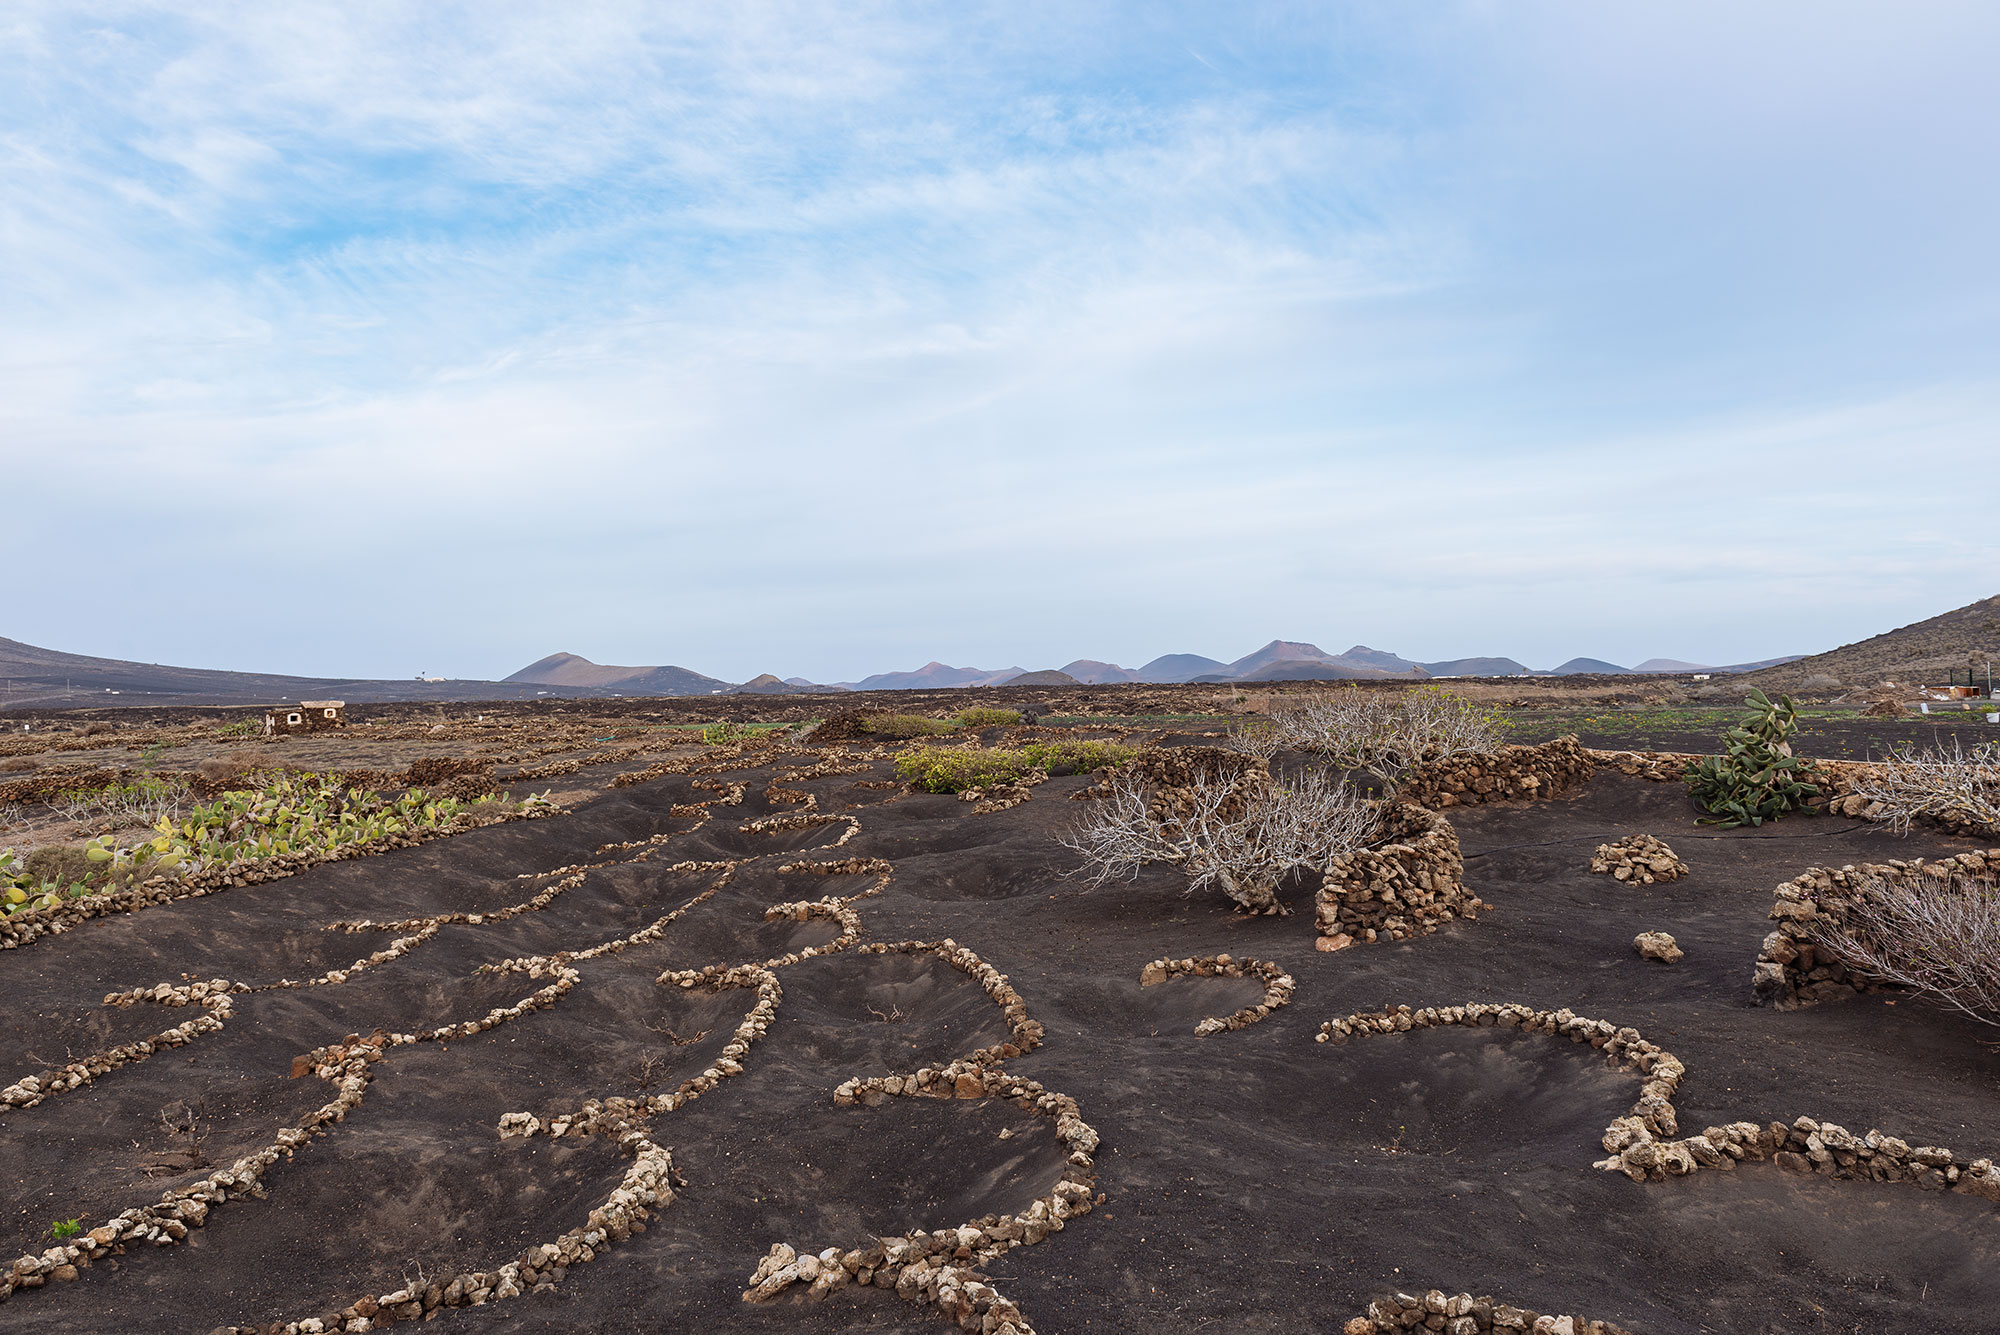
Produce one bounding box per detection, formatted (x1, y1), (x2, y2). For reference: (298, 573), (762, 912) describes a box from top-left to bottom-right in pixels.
(1632, 655), (1806, 674)
(504, 652), (730, 696)
(1059, 659), (1141, 685)
(1421, 656), (1532, 677)
(1741, 594), (2000, 688)
(1134, 654), (1226, 683)
(1000, 669), (1081, 687)
(845, 661), (1026, 691)
(730, 673), (847, 695)
(1333, 644), (1422, 673)
(0, 635), (597, 709)
(1543, 658), (1631, 675)
(1197, 659), (1418, 684)
(1224, 640), (1341, 676)
(1212, 641), (1426, 682)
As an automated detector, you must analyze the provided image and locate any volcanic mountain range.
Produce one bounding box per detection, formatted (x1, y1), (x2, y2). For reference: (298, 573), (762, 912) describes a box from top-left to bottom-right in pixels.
(500, 639), (1806, 694)
(15, 596), (1995, 709)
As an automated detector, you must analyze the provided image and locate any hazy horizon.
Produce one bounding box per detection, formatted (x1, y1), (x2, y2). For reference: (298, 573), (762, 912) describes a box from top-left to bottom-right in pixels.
(6, 4), (1998, 683)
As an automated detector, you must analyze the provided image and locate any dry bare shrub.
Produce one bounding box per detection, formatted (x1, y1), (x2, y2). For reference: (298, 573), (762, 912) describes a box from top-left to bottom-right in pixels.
(1808, 869), (2000, 1027)
(1270, 684), (1502, 790)
(0, 757), (39, 774)
(1848, 739), (2000, 837)
(1226, 718), (1284, 760)
(1058, 761), (1374, 914)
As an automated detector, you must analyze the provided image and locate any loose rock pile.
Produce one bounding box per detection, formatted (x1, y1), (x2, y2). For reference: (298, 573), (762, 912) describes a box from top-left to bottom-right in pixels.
(1753, 850), (1997, 1009)
(1344, 1290), (1634, 1335)
(1588, 835), (1686, 884)
(1137, 954), (1294, 1035)
(1317, 802), (1477, 947)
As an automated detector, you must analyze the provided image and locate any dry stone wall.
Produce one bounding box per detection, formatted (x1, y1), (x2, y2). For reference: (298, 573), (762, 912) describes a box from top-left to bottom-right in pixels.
(1753, 849), (1998, 1009)
(1137, 955), (1294, 1035)
(1317, 802), (1476, 947)
(1317, 1001), (2000, 1205)
(1400, 738), (1596, 809)
(1346, 1289), (1635, 1335)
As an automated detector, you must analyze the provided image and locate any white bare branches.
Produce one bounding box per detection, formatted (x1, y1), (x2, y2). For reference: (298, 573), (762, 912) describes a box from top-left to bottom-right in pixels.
(1058, 763), (1375, 915)
(1807, 870), (2000, 1027)
(1260, 685), (1503, 790)
(1225, 718), (1284, 760)
(1848, 739), (2000, 837)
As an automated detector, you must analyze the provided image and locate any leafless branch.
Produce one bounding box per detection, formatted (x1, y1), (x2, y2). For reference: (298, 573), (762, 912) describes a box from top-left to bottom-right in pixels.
(1848, 739), (2000, 837)
(1058, 762), (1375, 914)
(1265, 685), (1502, 790)
(1807, 870), (2000, 1028)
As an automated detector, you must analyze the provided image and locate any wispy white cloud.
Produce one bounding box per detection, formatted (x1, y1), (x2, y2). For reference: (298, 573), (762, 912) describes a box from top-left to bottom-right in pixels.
(3, 3), (1997, 681)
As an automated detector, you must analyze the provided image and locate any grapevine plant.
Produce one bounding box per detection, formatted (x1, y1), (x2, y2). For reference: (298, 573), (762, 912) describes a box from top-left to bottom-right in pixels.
(1685, 688), (1821, 828)
(2, 772), (547, 916)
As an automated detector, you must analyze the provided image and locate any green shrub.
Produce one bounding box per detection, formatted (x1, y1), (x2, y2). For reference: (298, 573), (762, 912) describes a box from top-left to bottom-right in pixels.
(863, 714), (953, 740)
(1686, 688), (1820, 827)
(49, 1219), (80, 1242)
(701, 721), (750, 745)
(896, 748), (1034, 793)
(1016, 740), (1135, 775)
(1, 848), (93, 912)
(954, 707), (1023, 728)
(1, 773), (552, 916)
(895, 741), (1136, 793)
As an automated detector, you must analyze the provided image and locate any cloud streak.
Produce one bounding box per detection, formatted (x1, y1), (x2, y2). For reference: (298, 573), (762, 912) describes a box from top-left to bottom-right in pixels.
(3, 3), (1997, 682)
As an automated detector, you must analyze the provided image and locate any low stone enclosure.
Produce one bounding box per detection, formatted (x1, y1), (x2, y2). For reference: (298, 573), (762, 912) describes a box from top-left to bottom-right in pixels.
(1317, 801), (1474, 948)
(1319, 1001), (2000, 1199)
(1753, 848), (1997, 1010)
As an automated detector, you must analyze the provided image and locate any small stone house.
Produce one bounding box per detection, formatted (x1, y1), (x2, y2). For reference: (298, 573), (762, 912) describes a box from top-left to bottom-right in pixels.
(265, 700), (348, 736)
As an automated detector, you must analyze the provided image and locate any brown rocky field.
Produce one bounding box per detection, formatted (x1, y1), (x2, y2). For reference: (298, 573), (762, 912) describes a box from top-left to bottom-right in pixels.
(0, 688), (1996, 1335)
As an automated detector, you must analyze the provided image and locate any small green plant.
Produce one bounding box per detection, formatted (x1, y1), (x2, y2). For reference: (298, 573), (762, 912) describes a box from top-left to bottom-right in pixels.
(862, 714), (953, 740)
(896, 741), (1135, 793)
(1016, 740), (1134, 774)
(1685, 688), (1820, 827)
(896, 748), (1034, 793)
(2, 772), (548, 918)
(701, 721), (750, 745)
(49, 1218), (81, 1241)
(954, 707), (1023, 729)
(213, 719), (262, 740)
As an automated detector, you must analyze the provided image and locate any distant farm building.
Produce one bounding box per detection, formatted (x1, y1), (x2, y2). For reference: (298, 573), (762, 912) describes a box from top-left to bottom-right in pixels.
(265, 700), (347, 735)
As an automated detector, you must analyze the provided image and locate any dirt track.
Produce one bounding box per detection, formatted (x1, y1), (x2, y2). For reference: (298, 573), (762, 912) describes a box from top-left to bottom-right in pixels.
(2, 741), (1996, 1335)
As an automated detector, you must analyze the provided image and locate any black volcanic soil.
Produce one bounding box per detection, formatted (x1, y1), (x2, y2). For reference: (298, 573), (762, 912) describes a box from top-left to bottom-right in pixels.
(2, 744), (1997, 1335)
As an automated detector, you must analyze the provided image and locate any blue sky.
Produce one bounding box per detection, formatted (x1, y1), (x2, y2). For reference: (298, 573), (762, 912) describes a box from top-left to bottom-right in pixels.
(4, 3), (1997, 682)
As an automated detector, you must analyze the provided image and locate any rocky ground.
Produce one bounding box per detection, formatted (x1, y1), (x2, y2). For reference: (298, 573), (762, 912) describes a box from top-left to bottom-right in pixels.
(0, 711), (1996, 1334)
